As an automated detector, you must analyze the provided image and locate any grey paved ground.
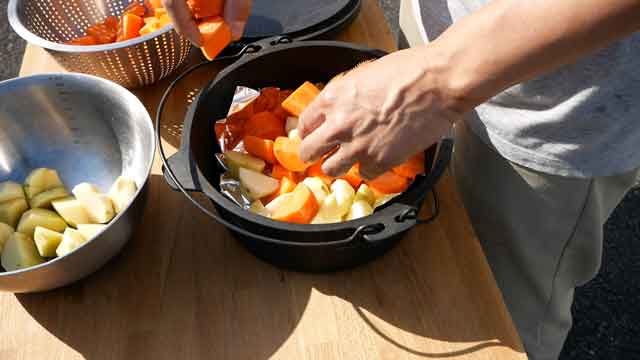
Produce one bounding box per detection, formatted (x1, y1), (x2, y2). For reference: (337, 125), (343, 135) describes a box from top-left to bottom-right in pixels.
(1, 0), (639, 358)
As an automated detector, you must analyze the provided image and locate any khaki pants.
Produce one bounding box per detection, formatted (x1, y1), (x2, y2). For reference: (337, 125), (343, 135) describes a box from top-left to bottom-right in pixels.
(452, 121), (639, 359)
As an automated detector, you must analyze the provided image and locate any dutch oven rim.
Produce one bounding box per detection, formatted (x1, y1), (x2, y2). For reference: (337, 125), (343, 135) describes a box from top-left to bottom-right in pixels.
(158, 40), (453, 244)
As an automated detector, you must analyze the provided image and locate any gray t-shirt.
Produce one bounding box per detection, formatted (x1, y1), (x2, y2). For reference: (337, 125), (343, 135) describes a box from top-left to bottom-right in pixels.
(414, 0), (640, 177)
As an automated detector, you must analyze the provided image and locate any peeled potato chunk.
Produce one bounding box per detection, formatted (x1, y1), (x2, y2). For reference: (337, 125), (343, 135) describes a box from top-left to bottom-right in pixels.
(346, 200), (374, 220)
(17, 209), (67, 237)
(0, 181), (26, 203)
(77, 224), (107, 240)
(34, 227), (64, 257)
(56, 228), (88, 257)
(238, 168), (280, 200)
(29, 187), (69, 209)
(52, 198), (91, 227)
(224, 151), (266, 176)
(354, 184), (376, 207)
(249, 200), (270, 218)
(78, 194), (115, 224)
(24, 168), (64, 200)
(302, 177), (330, 204)
(72, 182), (101, 198)
(0, 222), (14, 253)
(1, 232), (45, 271)
(108, 176), (138, 214)
(265, 193), (294, 213)
(0, 198), (29, 228)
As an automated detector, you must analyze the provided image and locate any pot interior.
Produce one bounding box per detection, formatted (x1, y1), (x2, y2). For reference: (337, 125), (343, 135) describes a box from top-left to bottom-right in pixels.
(187, 43), (437, 241)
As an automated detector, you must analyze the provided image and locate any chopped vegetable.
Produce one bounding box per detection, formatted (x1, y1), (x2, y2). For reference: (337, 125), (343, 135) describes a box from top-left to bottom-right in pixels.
(117, 13), (145, 41)
(238, 168), (280, 200)
(274, 136), (310, 172)
(262, 176), (297, 205)
(249, 200), (270, 217)
(16, 209), (67, 238)
(0, 182), (25, 203)
(346, 200), (374, 221)
(187, 0), (223, 19)
(1, 233), (45, 271)
(244, 111), (285, 141)
(271, 183), (319, 224)
(243, 136), (277, 164)
(224, 151), (266, 176)
(281, 82), (321, 117)
(271, 164), (303, 183)
(109, 177), (138, 214)
(29, 187), (69, 209)
(368, 171), (411, 194)
(34, 227), (64, 257)
(354, 184), (376, 207)
(302, 177), (330, 204)
(0, 223), (13, 253)
(306, 160), (334, 187)
(197, 16), (232, 61)
(52, 198), (90, 228)
(0, 199), (29, 228)
(393, 152), (426, 179)
(339, 164), (363, 189)
(56, 229), (88, 257)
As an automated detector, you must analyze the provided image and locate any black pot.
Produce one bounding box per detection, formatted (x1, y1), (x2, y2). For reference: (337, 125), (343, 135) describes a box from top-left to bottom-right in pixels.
(158, 41), (453, 272)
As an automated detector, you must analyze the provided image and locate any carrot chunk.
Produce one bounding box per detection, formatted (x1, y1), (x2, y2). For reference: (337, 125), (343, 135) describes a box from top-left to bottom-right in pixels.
(367, 171), (411, 194)
(271, 183), (319, 224)
(187, 0), (223, 19)
(66, 35), (99, 45)
(244, 111), (285, 141)
(117, 13), (144, 41)
(197, 17), (231, 60)
(306, 160), (334, 187)
(392, 152), (426, 179)
(339, 164), (363, 189)
(274, 137), (311, 172)
(271, 164), (303, 182)
(244, 136), (277, 164)
(281, 82), (321, 117)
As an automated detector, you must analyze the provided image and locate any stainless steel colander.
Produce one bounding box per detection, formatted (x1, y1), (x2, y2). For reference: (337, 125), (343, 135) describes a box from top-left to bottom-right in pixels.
(8, 0), (193, 88)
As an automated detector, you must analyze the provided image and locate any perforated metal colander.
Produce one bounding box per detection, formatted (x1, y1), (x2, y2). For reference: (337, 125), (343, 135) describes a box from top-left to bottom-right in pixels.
(8, 0), (193, 88)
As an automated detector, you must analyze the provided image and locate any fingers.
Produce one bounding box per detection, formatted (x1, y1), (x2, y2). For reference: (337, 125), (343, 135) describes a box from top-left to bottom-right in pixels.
(321, 146), (357, 177)
(224, 0), (253, 40)
(299, 121), (341, 164)
(297, 96), (327, 140)
(163, 0), (202, 46)
(358, 161), (386, 181)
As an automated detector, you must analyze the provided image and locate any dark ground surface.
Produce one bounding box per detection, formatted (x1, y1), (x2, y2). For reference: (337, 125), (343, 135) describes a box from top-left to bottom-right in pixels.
(1, 0), (639, 359)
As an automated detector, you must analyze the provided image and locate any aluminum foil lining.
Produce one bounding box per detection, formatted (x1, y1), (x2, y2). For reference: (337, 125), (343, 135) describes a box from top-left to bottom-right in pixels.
(216, 87), (261, 210)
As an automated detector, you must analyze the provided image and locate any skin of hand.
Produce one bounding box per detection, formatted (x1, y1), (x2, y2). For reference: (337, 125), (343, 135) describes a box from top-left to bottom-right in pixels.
(297, 47), (461, 180)
(298, 0), (640, 180)
(162, 0), (252, 46)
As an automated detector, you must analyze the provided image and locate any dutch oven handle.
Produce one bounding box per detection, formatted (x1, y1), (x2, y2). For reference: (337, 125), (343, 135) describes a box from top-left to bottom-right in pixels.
(156, 47), (451, 247)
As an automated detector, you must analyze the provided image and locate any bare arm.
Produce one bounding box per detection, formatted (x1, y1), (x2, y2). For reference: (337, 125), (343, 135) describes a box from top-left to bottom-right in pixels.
(298, 0), (640, 179)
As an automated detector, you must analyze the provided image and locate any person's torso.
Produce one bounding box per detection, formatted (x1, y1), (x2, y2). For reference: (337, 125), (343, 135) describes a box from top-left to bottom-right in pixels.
(413, 0), (640, 177)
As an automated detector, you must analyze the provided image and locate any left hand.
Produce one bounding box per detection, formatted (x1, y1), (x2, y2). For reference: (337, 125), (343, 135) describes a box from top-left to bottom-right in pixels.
(297, 46), (463, 180)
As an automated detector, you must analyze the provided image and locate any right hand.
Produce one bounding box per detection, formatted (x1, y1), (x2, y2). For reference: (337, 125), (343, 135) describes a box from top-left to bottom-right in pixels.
(162, 0), (252, 46)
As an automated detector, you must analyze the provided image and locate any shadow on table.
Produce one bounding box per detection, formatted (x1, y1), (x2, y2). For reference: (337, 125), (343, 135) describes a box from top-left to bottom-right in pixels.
(17, 174), (523, 359)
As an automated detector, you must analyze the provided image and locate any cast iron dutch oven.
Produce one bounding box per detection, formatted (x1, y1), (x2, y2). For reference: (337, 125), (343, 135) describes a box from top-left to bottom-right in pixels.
(157, 2), (453, 272)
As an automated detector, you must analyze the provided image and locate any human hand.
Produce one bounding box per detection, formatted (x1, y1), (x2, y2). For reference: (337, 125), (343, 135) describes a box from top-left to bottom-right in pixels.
(298, 46), (463, 180)
(162, 0), (252, 46)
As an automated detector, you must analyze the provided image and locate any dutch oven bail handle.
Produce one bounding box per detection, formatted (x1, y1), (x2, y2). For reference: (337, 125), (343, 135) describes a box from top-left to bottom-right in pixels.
(156, 41), (451, 247)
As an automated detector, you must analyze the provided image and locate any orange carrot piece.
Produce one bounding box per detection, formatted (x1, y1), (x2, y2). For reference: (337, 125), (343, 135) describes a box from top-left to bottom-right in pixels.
(271, 183), (319, 224)
(124, 2), (146, 17)
(306, 160), (334, 186)
(392, 152), (426, 179)
(244, 111), (285, 141)
(274, 137), (311, 172)
(117, 13), (144, 41)
(281, 82), (321, 117)
(271, 164), (303, 182)
(339, 164), (363, 188)
(66, 35), (99, 45)
(86, 16), (118, 44)
(253, 88), (281, 113)
(197, 17), (231, 61)
(367, 171), (411, 194)
(144, 0), (163, 11)
(262, 176), (297, 205)
(244, 136), (277, 164)
(187, 0), (223, 19)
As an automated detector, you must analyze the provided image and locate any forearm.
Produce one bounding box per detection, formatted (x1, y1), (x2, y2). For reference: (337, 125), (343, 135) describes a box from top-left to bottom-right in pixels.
(428, 0), (640, 112)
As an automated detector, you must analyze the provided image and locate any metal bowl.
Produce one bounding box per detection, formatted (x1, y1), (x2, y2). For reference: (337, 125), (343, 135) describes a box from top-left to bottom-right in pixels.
(7, 0), (192, 88)
(0, 73), (155, 293)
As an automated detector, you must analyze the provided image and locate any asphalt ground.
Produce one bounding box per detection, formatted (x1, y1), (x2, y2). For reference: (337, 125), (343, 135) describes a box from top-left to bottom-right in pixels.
(1, 1), (639, 358)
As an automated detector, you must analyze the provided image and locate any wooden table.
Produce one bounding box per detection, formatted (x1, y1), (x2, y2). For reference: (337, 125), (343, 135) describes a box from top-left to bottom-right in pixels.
(4, 1), (527, 359)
